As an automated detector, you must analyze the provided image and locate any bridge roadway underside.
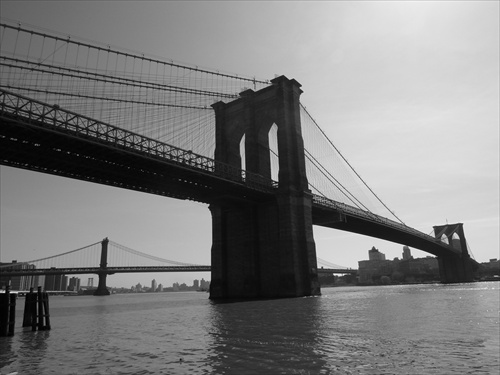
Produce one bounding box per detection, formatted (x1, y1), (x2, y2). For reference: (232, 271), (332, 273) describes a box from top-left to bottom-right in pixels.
(312, 206), (451, 258)
(0, 114), (273, 204)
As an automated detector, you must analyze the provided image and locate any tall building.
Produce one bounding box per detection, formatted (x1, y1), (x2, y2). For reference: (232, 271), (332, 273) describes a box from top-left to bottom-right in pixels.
(151, 279), (157, 292)
(402, 246), (412, 260)
(59, 275), (68, 291)
(68, 277), (81, 291)
(368, 246), (386, 261)
(200, 278), (210, 290)
(0, 261), (38, 290)
(44, 274), (56, 291)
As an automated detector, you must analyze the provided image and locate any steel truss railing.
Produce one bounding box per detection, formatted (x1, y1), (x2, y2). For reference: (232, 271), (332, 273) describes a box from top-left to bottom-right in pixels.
(0, 89), (277, 193)
(312, 195), (457, 253)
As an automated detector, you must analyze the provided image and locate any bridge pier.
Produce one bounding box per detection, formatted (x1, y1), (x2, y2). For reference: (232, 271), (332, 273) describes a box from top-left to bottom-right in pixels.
(434, 223), (474, 283)
(93, 238), (110, 296)
(209, 76), (320, 300)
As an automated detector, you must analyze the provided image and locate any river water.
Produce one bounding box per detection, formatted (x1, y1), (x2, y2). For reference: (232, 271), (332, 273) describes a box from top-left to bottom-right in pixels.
(1, 282), (498, 374)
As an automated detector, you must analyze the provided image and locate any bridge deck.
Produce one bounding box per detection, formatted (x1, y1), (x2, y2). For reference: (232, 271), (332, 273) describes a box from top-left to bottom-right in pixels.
(0, 89), (460, 259)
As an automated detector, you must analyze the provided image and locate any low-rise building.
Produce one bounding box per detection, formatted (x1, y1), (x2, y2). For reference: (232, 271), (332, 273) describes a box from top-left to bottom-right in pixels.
(358, 246), (440, 284)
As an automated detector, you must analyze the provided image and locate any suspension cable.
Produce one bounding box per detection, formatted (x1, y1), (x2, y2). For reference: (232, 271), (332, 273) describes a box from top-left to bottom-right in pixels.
(300, 104), (406, 225)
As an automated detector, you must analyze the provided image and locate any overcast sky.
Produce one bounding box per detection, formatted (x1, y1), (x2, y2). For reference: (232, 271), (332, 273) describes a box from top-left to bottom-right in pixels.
(1, 1), (498, 288)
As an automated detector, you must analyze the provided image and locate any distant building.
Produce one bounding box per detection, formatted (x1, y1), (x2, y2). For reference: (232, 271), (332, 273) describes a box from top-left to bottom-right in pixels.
(359, 246), (439, 284)
(368, 246), (386, 261)
(200, 278), (210, 290)
(151, 279), (157, 292)
(402, 246), (412, 260)
(0, 261), (38, 290)
(44, 273), (68, 291)
(68, 277), (81, 291)
(476, 259), (500, 279)
(157, 283), (163, 292)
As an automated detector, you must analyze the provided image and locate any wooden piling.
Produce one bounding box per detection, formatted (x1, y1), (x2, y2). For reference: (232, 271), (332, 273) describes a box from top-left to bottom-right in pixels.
(41, 289), (51, 330)
(8, 293), (17, 336)
(23, 287), (36, 329)
(37, 286), (43, 330)
(0, 285), (17, 337)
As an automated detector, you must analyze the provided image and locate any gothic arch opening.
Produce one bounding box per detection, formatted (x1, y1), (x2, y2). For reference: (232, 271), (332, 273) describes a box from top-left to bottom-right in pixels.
(439, 234), (449, 245)
(239, 133), (246, 172)
(269, 123), (279, 182)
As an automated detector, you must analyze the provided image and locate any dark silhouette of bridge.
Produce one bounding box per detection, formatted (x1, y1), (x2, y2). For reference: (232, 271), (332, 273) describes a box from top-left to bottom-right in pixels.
(0, 22), (474, 299)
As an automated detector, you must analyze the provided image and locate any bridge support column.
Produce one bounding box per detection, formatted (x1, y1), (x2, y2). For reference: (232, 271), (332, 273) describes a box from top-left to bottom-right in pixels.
(209, 76), (320, 300)
(434, 223), (474, 283)
(93, 238), (110, 296)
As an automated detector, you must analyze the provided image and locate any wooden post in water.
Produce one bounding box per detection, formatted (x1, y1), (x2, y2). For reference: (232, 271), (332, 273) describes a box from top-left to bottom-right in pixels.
(8, 292), (16, 336)
(0, 286), (8, 336)
(0, 285), (17, 337)
(36, 286), (50, 331)
(23, 287), (35, 328)
(37, 286), (44, 331)
(42, 290), (51, 330)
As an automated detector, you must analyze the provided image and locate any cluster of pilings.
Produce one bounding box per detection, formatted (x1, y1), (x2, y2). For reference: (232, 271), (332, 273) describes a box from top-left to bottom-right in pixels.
(23, 286), (51, 331)
(0, 286), (51, 337)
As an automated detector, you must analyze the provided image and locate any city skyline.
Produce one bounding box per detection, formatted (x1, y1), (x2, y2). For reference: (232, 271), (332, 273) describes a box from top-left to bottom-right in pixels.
(0, 1), (498, 288)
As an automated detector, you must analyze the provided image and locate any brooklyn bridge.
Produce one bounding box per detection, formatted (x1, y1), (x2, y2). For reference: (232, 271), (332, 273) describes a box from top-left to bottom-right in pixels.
(0, 22), (475, 299)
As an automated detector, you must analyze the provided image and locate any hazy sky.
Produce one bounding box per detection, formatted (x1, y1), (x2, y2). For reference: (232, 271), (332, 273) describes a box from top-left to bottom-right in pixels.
(1, 1), (498, 288)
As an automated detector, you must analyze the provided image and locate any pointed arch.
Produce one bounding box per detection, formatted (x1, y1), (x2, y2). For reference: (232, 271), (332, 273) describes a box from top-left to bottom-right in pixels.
(439, 234), (449, 245)
(268, 123), (279, 181)
(239, 133), (246, 171)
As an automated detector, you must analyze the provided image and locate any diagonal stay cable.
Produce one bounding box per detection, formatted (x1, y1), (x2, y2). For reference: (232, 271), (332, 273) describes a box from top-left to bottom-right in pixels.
(304, 149), (374, 213)
(300, 104), (405, 225)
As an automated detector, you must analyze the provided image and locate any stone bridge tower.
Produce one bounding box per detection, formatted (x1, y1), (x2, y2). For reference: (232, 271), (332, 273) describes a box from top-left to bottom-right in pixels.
(209, 76), (320, 299)
(433, 223), (474, 283)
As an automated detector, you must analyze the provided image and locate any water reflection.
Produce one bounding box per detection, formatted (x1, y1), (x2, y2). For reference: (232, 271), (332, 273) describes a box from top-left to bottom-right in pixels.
(15, 330), (50, 374)
(207, 297), (330, 374)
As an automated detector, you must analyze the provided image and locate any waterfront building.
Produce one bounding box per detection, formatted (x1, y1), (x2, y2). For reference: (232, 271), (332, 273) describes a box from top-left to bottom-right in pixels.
(476, 258), (500, 279)
(0, 261), (38, 290)
(44, 274), (56, 291)
(200, 278), (210, 290)
(151, 279), (157, 292)
(368, 246), (386, 261)
(359, 246), (439, 284)
(68, 277), (81, 291)
(44, 273), (68, 291)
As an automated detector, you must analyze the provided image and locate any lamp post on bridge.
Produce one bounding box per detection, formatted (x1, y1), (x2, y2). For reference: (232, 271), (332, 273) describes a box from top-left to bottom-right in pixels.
(93, 238), (111, 296)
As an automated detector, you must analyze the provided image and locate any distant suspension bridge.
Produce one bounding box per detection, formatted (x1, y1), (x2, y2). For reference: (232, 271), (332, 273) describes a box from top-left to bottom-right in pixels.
(0, 238), (356, 279)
